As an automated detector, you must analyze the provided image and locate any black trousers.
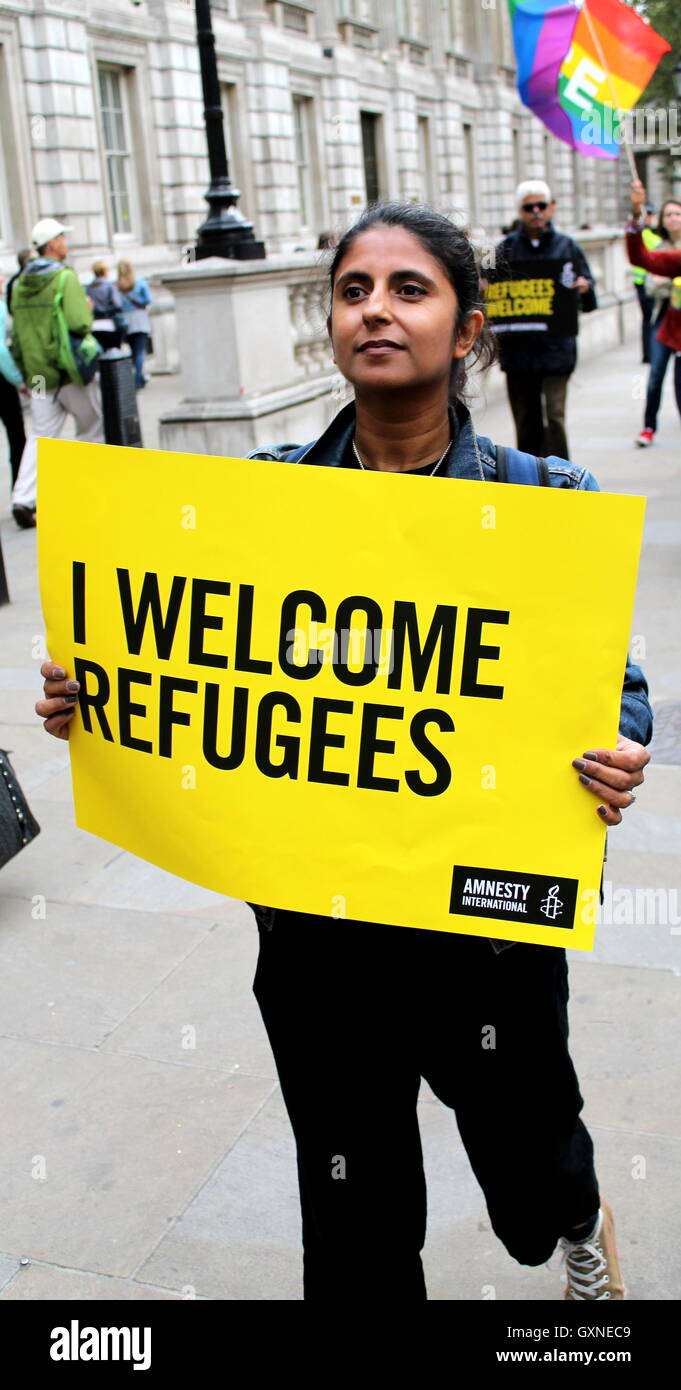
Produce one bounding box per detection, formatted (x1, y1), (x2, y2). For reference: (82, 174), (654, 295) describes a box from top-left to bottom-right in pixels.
(0, 374), (26, 484)
(505, 372), (570, 460)
(253, 912), (599, 1301)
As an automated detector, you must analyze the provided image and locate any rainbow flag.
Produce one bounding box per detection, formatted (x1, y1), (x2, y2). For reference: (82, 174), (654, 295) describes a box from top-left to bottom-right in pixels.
(508, 0), (671, 159)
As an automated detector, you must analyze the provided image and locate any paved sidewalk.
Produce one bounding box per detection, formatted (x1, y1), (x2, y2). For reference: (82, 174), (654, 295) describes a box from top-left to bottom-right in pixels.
(0, 346), (679, 1301)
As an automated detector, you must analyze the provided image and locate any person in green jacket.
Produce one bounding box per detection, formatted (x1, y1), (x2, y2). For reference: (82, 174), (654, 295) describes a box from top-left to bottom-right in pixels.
(9, 217), (104, 529)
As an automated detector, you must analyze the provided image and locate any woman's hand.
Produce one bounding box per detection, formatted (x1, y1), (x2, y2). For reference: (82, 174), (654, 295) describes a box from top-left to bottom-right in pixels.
(36, 661), (80, 740)
(630, 179), (647, 217)
(572, 736), (650, 826)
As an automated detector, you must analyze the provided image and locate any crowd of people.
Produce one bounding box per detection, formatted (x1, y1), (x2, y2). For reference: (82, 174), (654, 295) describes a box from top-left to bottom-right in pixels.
(2, 177), (678, 533)
(1, 219), (152, 529)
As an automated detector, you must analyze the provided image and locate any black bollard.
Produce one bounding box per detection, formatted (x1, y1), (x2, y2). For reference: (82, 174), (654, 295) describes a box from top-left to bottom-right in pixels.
(98, 347), (143, 447)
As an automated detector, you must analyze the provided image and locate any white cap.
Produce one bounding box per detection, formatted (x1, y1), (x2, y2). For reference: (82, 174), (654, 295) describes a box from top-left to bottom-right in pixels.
(31, 217), (73, 248)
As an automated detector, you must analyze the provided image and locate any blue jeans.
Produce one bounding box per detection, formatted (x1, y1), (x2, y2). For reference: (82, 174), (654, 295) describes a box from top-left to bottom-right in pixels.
(644, 328), (674, 431)
(634, 281), (656, 363)
(127, 332), (148, 390)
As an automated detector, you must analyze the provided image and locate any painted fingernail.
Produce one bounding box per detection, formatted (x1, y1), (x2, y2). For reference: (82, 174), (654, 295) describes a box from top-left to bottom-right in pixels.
(582, 752), (598, 760)
(572, 758), (586, 770)
(63, 694), (78, 704)
(66, 680), (80, 692)
(579, 774), (591, 786)
(598, 805), (608, 818)
(52, 666), (66, 678)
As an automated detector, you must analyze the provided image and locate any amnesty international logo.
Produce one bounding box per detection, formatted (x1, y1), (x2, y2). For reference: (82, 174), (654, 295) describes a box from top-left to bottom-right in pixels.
(450, 866), (578, 931)
(540, 884), (564, 921)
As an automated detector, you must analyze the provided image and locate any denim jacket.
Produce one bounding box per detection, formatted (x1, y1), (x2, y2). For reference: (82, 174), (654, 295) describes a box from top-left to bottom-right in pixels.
(246, 399), (653, 952)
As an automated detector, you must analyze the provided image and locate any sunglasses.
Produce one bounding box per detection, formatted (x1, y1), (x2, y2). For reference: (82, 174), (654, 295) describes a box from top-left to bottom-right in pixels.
(522, 201), (549, 212)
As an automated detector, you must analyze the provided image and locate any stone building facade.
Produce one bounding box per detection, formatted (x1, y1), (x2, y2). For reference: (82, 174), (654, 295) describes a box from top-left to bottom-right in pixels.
(0, 0), (625, 278)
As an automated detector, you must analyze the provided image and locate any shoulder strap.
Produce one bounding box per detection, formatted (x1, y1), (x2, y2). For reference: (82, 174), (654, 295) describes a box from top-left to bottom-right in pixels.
(495, 444), (508, 483)
(53, 267), (69, 309)
(495, 445), (551, 487)
(282, 442), (312, 462)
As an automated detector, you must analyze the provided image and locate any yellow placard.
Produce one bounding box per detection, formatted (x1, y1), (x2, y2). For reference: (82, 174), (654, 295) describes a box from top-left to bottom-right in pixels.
(37, 439), (645, 950)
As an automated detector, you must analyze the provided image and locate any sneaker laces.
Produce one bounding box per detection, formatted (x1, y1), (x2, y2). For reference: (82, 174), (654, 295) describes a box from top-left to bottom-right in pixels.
(559, 1211), (612, 1300)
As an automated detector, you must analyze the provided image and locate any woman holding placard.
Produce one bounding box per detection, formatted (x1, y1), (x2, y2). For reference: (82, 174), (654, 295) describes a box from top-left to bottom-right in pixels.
(37, 203), (651, 1303)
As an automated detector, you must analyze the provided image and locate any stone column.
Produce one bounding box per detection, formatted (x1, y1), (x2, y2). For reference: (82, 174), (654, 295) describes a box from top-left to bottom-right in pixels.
(158, 253), (339, 459)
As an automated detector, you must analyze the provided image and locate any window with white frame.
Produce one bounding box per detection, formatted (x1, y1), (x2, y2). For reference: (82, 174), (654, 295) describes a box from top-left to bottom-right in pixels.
(336, 0), (374, 18)
(220, 82), (247, 212)
(462, 120), (479, 224)
(417, 116), (434, 202)
(97, 66), (135, 237)
(360, 111), (383, 204)
(461, 0), (478, 54)
(543, 133), (552, 185)
(293, 94), (315, 228)
(400, 0), (426, 39)
(512, 127), (522, 189)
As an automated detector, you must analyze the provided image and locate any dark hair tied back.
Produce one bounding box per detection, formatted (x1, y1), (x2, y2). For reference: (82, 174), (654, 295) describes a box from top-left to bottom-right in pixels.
(328, 202), (497, 403)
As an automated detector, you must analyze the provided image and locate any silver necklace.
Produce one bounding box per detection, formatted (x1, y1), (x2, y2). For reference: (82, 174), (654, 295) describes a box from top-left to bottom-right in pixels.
(352, 435), (452, 476)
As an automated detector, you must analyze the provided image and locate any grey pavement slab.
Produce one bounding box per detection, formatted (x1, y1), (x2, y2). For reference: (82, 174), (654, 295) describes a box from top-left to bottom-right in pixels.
(0, 1252), (19, 1293)
(102, 919), (276, 1080)
(0, 803), (130, 904)
(0, 896), (212, 1048)
(0, 1262), (185, 1300)
(71, 852), (246, 921)
(0, 1035), (274, 1277)
(581, 910), (681, 971)
(566, 961), (681, 1090)
(136, 1087), (302, 1300)
(610, 810), (681, 855)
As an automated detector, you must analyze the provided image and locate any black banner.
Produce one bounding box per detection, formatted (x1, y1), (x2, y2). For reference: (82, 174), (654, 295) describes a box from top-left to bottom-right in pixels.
(484, 258), (580, 336)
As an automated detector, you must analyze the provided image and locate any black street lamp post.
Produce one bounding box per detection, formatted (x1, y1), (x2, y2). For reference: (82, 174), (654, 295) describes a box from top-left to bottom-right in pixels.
(194, 0), (265, 260)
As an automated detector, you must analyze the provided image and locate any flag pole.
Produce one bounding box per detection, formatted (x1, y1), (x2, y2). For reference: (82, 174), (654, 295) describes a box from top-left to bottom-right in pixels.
(581, 0), (638, 180)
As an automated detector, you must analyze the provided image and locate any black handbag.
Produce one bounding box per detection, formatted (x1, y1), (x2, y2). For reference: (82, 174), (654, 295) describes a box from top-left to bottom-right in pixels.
(0, 749), (41, 867)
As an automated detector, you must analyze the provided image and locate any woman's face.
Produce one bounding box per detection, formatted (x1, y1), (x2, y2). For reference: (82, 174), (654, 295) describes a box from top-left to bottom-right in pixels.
(328, 225), (483, 396)
(661, 202), (681, 237)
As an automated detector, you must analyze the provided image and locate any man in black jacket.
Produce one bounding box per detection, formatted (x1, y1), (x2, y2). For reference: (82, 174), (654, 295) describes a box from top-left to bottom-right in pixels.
(490, 180), (596, 458)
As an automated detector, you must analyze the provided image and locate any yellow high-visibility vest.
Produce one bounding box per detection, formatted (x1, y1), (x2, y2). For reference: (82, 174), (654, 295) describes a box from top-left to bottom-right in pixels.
(631, 226), (663, 285)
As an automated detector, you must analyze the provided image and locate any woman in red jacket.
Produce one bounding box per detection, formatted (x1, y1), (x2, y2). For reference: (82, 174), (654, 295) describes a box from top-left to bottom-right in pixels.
(628, 180), (681, 440)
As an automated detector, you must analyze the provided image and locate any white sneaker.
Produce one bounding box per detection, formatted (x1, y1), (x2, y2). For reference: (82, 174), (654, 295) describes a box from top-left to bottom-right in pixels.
(559, 1201), (626, 1300)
